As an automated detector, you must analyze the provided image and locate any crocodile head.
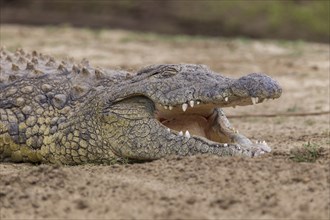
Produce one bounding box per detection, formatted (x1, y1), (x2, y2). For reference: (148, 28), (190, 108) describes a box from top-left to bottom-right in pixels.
(101, 64), (282, 160)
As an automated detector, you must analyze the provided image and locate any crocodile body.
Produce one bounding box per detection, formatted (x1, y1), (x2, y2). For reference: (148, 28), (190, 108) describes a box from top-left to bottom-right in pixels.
(0, 48), (282, 164)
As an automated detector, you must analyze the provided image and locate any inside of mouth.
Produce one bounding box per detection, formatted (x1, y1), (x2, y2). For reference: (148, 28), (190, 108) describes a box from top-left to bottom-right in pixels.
(155, 103), (229, 143)
(153, 96), (272, 153)
(155, 96), (268, 143)
(155, 94), (267, 143)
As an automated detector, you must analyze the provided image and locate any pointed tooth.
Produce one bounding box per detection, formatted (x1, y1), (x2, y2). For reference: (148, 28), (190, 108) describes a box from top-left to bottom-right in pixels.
(256, 97), (259, 103)
(164, 105), (168, 110)
(196, 101), (201, 105)
(178, 131), (183, 136)
(262, 140), (266, 144)
(184, 130), (191, 138)
(169, 105), (173, 110)
(189, 100), (194, 107)
(224, 143), (228, 147)
(166, 128), (170, 132)
(182, 103), (188, 112)
(225, 97), (228, 102)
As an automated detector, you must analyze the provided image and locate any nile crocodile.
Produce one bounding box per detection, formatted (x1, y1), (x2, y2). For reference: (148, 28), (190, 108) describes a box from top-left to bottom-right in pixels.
(0, 48), (282, 164)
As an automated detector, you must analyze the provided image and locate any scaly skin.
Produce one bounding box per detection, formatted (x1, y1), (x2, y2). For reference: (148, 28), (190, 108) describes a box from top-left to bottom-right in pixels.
(0, 48), (282, 164)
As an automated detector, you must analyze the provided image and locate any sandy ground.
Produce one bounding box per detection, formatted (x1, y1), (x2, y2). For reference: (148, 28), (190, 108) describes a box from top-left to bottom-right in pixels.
(0, 25), (329, 219)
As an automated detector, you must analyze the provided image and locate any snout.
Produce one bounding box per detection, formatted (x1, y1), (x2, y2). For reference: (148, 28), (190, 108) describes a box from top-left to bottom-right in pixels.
(231, 73), (282, 99)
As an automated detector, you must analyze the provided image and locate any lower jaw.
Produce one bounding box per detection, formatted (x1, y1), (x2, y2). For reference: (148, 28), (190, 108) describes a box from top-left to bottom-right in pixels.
(157, 107), (234, 143)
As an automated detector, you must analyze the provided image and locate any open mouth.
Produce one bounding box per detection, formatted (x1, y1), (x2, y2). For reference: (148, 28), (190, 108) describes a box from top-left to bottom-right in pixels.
(155, 97), (271, 153)
(156, 101), (223, 141)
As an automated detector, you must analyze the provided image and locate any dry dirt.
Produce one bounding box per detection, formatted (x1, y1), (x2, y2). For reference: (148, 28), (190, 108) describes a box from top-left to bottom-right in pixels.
(0, 25), (329, 220)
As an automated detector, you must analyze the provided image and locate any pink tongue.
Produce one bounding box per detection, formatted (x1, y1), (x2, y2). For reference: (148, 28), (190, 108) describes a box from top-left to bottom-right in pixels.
(161, 115), (209, 138)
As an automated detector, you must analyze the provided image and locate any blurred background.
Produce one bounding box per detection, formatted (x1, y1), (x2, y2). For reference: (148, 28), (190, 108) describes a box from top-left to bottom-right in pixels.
(0, 0), (329, 43)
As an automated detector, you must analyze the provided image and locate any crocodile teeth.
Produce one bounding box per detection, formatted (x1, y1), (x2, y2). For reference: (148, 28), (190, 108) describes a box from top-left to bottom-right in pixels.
(184, 130), (191, 138)
(224, 143), (228, 147)
(178, 131), (183, 136)
(225, 97), (229, 102)
(189, 100), (194, 107)
(251, 97), (259, 105)
(196, 101), (201, 105)
(182, 103), (188, 112)
(169, 105), (173, 110)
(166, 128), (170, 132)
(164, 105), (168, 110)
(255, 140), (266, 144)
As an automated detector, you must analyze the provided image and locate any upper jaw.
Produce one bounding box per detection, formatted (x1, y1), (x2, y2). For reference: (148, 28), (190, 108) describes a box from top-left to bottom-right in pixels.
(112, 66), (282, 110)
(155, 93), (277, 115)
(147, 72), (282, 109)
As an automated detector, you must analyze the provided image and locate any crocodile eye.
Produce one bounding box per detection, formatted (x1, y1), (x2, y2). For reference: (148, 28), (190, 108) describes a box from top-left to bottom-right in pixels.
(152, 67), (180, 79)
